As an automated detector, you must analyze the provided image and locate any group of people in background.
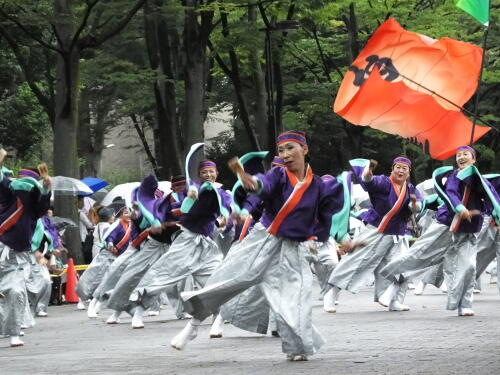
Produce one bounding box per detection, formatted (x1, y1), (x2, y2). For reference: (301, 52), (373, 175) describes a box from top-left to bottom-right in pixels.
(0, 133), (499, 362)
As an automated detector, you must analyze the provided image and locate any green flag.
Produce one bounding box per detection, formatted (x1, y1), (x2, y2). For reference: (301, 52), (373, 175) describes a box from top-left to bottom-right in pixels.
(456, 0), (490, 25)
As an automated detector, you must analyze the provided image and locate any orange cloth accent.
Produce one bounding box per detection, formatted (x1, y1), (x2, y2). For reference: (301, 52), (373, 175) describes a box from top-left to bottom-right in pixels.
(239, 215), (253, 242)
(131, 229), (150, 248)
(0, 198), (24, 235)
(334, 18), (489, 160)
(116, 220), (132, 250)
(377, 179), (407, 233)
(267, 167), (313, 236)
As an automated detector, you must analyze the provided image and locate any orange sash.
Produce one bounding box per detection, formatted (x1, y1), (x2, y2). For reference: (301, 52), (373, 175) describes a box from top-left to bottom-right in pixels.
(116, 220), (132, 250)
(377, 179), (407, 233)
(131, 228), (150, 248)
(267, 166), (313, 236)
(0, 198), (24, 235)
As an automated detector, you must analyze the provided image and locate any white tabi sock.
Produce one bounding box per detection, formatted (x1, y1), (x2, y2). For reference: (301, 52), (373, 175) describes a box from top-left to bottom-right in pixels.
(94, 300), (102, 313)
(414, 281), (426, 295)
(87, 298), (98, 318)
(209, 314), (224, 338)
(379, 283), (398, 307)
(389, 301), (410, 311)
(77, 299), (86, 310)
(171, 319), (200, 350)
(323, 288), (337, 313)
(106, 310), (122, 324)
(131, 306), (145, 329)
(10, 336), (24, 347)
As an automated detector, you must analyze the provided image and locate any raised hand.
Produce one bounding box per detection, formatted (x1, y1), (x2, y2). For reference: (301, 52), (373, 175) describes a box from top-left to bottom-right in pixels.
(187, 189), (198, 199)
(363, 159), (378, 181)
(459, 209), (480, 223)
(228, 156), (258, 191)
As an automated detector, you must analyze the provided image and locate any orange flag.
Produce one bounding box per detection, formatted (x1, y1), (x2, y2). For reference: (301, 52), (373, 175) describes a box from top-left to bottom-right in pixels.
(334, 18), (490, 160)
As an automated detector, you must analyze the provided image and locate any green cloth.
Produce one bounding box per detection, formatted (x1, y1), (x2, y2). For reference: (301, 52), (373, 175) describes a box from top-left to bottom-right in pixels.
(456, 0), (490, 25)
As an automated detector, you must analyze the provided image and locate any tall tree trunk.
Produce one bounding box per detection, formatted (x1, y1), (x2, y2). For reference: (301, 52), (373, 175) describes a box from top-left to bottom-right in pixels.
(78, 88), (101, 177)
(144, 0), (183, 178)
(53, 0), (83, 263)
(130, 114), (160, 176)
(249, 5), (269, 151)
(182, 1), (213, 156)
(217, 6), (261, 151)
(342, 2), (364, 158)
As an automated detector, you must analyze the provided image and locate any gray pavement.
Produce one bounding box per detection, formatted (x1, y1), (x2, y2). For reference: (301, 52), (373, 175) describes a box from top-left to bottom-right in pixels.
(2, 277), (500, 375)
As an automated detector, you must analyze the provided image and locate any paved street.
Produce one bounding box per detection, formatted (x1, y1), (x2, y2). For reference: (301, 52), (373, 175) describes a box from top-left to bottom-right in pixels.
(2, 278), (500, 375)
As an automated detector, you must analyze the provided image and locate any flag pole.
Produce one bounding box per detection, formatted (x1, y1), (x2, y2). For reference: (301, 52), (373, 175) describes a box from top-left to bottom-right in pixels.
(469, 0), (491, 145)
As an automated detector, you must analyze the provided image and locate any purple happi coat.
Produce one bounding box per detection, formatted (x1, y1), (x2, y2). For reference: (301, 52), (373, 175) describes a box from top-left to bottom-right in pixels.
(436, 169), (489, 233)
(103, 219), (132, 254)
(351, 159), (421, 236)
(135, 174), (186, 243)
(0, 175), (51, 252)
(253, 165), (344, 242)
(179, 181), (231, 237)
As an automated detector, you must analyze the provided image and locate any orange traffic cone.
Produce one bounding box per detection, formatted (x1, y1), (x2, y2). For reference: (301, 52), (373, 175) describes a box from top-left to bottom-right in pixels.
(65, 258), (79, 303)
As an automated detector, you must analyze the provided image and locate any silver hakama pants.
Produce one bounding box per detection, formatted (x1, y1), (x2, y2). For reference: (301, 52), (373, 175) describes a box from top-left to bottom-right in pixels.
(220, 284), (270, 334)
(129, 228), (221, 312)
(0, 245), (30, 336)
(107, 237), (170, 312)
(313, 237), (339, 296)
(214, 228), (235, 258)
(218, 227), (271, 334)
(475, 221), (500, 282)
(380, 221), (478, 310)
(94, 245), (139, 302)
(419, 263), (445, 287)
(164, 276), (194, 319)
(25, 256), (51, 314)
(328, 226), (408, 303)
(182, 223), (325, 357)
(220, 237), (339, 335)
(75, 249), (116, 301)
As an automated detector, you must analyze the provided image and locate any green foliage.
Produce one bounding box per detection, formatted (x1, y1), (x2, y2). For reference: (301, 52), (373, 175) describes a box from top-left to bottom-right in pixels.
(2, 0), (499, 185)
(101, 168), (143, 189)
(0, 81), (50, 158)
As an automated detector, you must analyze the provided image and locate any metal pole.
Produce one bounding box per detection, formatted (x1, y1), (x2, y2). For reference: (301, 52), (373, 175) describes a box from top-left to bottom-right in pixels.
(265, 29), (276, 142)
(470, 12), (490, 145)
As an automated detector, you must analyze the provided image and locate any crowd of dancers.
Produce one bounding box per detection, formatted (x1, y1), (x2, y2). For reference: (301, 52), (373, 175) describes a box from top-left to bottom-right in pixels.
(0, 132), (499, 362)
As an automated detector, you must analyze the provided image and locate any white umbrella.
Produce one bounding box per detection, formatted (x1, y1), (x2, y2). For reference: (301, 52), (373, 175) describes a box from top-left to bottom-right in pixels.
(83, 197), (96, 214)
(158, 181), (172, 195)
(416, 178), (435, 198)
(101, 180), (221, 206)
(51, 176), (93, 195)
(101, 182), (140, 206)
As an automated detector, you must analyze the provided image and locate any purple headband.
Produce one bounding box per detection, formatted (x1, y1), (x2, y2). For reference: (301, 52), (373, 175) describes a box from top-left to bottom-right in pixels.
(393, 157), (411, 167)
(172, 179), (186, 188)
(276, 131), (307, 146)
(272, 156), (285, 167)
(19, 168), (40, 179)
(198, 160), (217, 171)
(457, 145), (476, 157)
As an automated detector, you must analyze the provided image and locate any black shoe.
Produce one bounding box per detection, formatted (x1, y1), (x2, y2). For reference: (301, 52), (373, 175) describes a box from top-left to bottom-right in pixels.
(271, 330), (280, 337)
